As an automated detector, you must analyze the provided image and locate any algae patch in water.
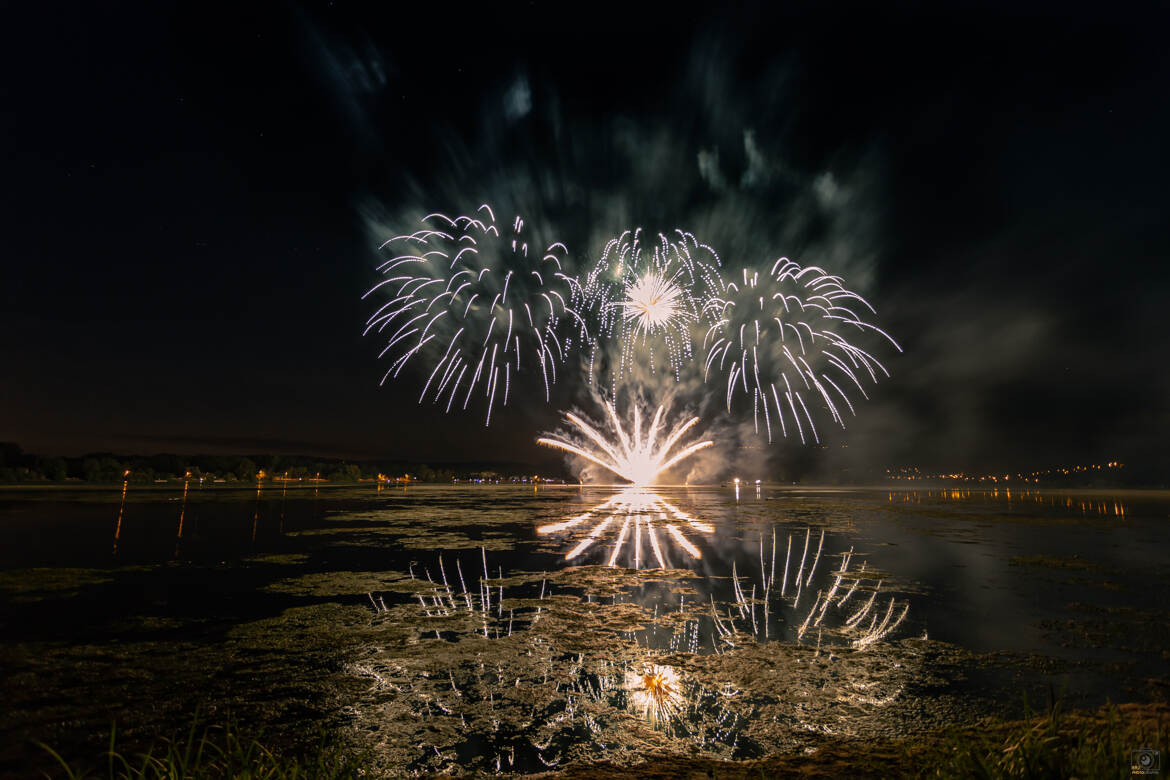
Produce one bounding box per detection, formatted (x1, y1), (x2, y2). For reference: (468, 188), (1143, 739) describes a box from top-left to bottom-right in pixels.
(263, 571), (412, 598)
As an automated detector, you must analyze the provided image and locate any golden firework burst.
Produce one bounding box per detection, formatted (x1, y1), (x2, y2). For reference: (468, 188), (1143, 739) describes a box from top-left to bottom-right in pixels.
(624, 663), (685, 726)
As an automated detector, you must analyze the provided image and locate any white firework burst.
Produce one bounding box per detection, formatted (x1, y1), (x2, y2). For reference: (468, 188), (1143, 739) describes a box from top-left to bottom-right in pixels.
(704, 260), (901, 444)
(617, 270), (690, 336)
(363, 205), (587, 425)
(578, 228), (723, 385)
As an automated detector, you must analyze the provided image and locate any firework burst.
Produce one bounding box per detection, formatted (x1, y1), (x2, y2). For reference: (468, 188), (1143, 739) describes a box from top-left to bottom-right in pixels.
(537, 398), (713, 485)
(618, 270), (690, 336)
(363, 205), (586, 425)
(704, 261), (901, 443)
(362, 206), (901, 456)
(578, 229), (723, 385)
(625, 664), (685, 726)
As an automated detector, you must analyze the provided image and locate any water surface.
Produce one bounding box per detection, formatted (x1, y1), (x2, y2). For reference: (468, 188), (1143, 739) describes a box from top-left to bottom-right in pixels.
(1, 483), (1166, 774)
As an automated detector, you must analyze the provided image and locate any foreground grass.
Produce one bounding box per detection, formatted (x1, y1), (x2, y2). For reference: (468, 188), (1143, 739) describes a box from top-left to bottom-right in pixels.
(38, 719), (365, 779)
(36, 700), (1168, 778)
(910, 699), (1167, 779)
(558, 700), (1169, 779)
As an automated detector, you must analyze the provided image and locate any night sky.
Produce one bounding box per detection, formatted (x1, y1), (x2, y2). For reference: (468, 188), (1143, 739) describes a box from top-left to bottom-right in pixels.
(4, 2), (1168, 479)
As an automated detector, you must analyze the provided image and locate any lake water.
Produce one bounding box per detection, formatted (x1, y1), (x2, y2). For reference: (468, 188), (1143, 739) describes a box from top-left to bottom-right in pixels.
(1, 483), (1167, 774)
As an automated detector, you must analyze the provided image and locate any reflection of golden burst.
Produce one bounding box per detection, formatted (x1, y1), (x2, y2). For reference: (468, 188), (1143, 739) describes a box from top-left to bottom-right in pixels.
(537, 488), (713, 568)
(625, 664), (685, 726)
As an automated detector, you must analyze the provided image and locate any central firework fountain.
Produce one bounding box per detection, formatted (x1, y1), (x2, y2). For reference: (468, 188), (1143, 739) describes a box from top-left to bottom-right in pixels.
(537, 400), (712, 485)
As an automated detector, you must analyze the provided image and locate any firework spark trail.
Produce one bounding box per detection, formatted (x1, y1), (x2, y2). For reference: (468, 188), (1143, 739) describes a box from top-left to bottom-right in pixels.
(578, 228), (723, 386)
(363, 205), (587, 425)
(704, 261), (901, 443)
(538, 398), (713, 485)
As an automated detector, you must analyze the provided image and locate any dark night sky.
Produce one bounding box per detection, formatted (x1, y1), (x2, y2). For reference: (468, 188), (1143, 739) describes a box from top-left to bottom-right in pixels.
(3, 2), (1168, 478)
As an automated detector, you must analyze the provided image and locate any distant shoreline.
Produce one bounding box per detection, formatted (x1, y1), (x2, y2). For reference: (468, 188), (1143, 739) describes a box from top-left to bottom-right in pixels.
(0, 482), (1164, 496)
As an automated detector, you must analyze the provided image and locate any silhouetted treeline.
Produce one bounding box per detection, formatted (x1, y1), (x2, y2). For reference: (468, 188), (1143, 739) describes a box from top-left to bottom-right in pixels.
(0, 442), (557, 484)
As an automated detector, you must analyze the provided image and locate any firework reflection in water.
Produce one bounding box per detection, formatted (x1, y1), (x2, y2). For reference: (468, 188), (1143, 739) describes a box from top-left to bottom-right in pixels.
(652, 526), (910, 653)
(355, 552), (743, 771)
(537, 487), (713, 568)
(625, 663), (685, 725)
(351, 544), (917, 773)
